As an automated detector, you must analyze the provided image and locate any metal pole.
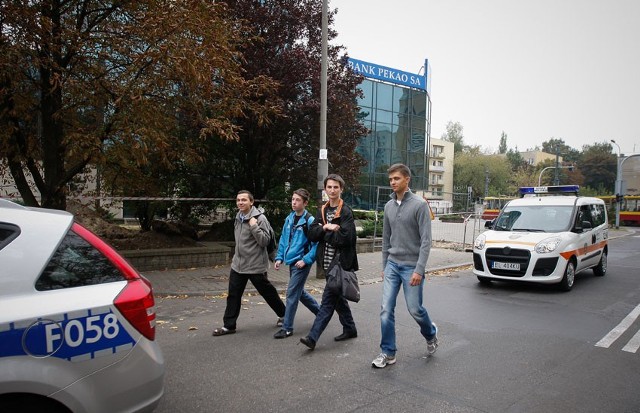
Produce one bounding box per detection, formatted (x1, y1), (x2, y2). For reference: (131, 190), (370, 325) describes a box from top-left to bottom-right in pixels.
(538, 166), (552, 186)
(553, 149), (560, 185)
(611, 140), (621, 229)
(317, 0), (328, 204)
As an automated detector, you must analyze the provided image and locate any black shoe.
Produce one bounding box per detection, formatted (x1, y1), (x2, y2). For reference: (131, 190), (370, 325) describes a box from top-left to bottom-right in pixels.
(274, 329), (293, 339)
(300, 336), (316, 350)
(334, 331), (358, 341)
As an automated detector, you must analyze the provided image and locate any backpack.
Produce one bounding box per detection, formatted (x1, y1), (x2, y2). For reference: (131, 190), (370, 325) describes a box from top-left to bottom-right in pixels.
(256, 214), (277, 262)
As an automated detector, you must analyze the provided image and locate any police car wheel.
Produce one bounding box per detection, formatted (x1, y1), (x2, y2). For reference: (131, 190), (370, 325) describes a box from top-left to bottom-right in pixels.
(593, 251), (607, 277)
(559, 260), (576, 292)
(0, 394), (69, 413)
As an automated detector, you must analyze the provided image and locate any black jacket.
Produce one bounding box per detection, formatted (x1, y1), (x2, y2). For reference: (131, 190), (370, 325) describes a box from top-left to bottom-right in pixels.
(308, 200), (359, 272)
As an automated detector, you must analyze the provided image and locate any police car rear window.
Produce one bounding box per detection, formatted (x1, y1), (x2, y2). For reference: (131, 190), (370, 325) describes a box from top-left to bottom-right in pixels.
(0, 223), (20, 251)
(35, 229), (125, 290)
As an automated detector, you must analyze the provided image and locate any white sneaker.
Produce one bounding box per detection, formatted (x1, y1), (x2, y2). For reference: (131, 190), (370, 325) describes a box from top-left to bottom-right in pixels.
(372, 353), (396, 368)
(427, 323), (439, 355)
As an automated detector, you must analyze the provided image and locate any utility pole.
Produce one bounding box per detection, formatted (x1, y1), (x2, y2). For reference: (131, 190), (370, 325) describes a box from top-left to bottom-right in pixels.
(553, 148), (560, 185)
(317, 0), (328, 204)
(484, 168), (489, 197)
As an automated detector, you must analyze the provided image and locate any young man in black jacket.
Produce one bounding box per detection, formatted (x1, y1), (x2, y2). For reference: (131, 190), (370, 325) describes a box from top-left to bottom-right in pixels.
(300, 174), (358, 350)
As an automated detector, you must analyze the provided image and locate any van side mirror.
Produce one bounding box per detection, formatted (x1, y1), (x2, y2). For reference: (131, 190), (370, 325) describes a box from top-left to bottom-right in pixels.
(485, 220), (494, 229)
(582, 221), (592, 230)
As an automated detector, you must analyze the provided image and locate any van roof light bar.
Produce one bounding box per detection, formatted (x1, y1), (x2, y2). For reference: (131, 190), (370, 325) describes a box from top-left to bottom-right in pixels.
(519, 185), (580, 197)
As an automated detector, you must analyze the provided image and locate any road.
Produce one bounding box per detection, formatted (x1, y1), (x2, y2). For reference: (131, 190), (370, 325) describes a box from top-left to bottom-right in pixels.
(153, 232), (640, 413)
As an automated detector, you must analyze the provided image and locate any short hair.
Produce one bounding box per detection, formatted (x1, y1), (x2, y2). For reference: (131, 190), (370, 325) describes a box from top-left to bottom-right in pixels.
(293, 188), (310, 202)
(387, 163), (411, 177)
(324, 173), (345, 189)
(237, 190), (254, 202)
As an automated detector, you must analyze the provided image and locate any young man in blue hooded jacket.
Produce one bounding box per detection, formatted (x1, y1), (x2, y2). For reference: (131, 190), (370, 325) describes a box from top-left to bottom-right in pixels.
(273, 188), (320, 339)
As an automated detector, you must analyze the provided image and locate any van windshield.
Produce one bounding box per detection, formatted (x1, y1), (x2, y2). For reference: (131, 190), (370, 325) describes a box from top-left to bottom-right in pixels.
(494, 205), (574, 232)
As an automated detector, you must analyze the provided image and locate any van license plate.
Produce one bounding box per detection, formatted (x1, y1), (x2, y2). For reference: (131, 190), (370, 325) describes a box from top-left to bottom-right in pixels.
(492, 261), (520, 271)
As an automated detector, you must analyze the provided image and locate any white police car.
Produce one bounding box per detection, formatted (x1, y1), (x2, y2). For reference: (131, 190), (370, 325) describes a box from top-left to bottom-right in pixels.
(0, 199), (164, 412)
(473, 186), (608, 291)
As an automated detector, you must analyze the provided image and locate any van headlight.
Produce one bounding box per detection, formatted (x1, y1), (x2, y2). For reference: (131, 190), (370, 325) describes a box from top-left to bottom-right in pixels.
(474, 234), (486, 250)
(535, 236), (562, 253)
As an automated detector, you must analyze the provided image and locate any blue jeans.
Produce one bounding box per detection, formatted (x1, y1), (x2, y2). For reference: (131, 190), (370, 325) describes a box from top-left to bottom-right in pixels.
(379, 260), (436, 356)
(307, 280), (356, 343)
(282, 265), (320, 332)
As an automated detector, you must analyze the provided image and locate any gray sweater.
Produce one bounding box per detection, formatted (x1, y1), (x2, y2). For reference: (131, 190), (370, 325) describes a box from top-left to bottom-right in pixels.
(231, 206), (271, 274)
(382, 190), (432, 276)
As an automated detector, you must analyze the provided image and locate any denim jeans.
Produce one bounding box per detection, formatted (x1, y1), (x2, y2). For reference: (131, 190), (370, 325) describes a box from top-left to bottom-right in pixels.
(307, 281), (356, 343)
(282, 265), (320, 332)
(379, 260), (436, 356)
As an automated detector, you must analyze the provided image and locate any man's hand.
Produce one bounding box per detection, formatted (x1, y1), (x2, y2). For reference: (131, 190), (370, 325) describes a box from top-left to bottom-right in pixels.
(323, 223), (340, 232)
(274, 260), (282, 270)
(248, 217), (257, 226)
(294, 260), (306, 269)
(410, 272), (423, 286)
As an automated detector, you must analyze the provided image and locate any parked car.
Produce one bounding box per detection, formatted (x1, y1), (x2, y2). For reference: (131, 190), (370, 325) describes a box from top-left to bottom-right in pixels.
(473, 186), (608, 291)
(0, 199), (164, 412)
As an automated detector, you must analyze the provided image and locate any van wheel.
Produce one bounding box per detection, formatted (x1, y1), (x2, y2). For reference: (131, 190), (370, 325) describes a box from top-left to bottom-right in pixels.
(559, 260), (576, 292)
(593, 251), (607, 277)
(477, 276), (492, 285)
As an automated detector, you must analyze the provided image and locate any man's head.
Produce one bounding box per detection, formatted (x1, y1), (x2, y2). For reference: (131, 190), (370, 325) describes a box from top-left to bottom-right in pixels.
(292, 188), (310, 213)
(387, 163), (411, 195)
(236, 190), (254, 214)
(324, 174), (345, 202)
(324, 174), (345, 189)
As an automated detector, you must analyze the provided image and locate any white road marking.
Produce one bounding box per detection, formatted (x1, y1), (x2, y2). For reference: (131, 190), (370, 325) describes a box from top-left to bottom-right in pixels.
(595, 304), (640, 349)
(622, 329), (640, 353)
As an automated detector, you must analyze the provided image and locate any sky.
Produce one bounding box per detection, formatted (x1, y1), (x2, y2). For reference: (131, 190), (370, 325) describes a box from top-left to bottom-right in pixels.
(330, 0), (640, 155)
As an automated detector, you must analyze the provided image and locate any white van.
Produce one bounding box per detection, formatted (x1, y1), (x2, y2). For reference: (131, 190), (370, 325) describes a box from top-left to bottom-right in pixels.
(473, 186), (608, 291)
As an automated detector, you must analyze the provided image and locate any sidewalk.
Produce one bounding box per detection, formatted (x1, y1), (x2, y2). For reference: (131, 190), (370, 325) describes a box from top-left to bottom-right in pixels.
(143, 247), (473, 297)
(143, 227), (634, 297)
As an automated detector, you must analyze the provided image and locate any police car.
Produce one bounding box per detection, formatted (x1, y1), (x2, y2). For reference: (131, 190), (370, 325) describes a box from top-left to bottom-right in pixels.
(473, 186), (608, 291)
(0, 199), (164, 412)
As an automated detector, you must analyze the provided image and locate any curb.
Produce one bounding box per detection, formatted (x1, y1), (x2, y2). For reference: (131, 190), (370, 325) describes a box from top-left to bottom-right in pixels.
(153, 262), (474, 298)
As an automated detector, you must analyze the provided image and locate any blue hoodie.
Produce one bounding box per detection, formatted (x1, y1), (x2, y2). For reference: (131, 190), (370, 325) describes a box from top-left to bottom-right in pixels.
(275, 210), (318, 266)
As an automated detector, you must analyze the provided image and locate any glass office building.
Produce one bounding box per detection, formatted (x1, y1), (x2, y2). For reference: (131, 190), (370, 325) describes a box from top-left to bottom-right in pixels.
(346, 58), (431, 210)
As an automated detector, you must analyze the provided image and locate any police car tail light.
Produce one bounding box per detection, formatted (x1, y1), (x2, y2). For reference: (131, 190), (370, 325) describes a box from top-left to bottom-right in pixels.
(535, 236), (562, 254)
(72, 223), (157, 341)
(114, 279), (157, 341)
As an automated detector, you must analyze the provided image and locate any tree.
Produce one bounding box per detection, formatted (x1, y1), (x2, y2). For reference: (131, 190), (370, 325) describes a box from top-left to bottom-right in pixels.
(441, 121), (465, 153)
(579, 142), (616, 192)
(1, 0), (278, 210)
(167, 0), (366, 205)
(499, 131), (508, 154)
(453, 153), (513, 197)
(541, 138), (581, 164)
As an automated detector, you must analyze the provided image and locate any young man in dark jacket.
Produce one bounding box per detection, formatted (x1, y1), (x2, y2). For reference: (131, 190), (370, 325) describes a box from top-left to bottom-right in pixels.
(212, 190), (285, 336)
(300, 174), (358, 350)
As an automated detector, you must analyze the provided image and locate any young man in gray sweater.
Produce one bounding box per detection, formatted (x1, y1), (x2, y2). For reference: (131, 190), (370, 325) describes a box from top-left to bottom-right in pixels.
(372, 163), (439, 368)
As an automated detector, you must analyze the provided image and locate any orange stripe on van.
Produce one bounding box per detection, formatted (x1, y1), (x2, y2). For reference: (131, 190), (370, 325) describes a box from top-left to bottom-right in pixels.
(559, 240), (608, 260)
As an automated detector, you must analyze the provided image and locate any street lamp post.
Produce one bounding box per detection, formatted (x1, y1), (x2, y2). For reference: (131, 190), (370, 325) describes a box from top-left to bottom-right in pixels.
(611, 140), (621, 229)
(538, 165), (574, 187)
(317, 0), (328, 204)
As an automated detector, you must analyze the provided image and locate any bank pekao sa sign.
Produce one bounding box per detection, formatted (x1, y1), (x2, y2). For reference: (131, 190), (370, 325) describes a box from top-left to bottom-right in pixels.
(348, 58), (426, 91)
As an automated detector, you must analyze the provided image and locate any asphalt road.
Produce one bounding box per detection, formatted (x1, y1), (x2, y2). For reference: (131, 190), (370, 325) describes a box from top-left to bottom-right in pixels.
(153, 233), (640, 413)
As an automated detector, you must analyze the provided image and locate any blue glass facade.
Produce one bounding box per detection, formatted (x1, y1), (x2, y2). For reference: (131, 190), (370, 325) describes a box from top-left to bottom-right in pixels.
(347, 65), (431, 210)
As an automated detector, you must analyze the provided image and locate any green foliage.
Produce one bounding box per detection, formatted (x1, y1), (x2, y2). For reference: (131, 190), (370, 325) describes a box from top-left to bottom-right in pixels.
(453, 153), (514, 197)
(441, 121), (465, 153)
